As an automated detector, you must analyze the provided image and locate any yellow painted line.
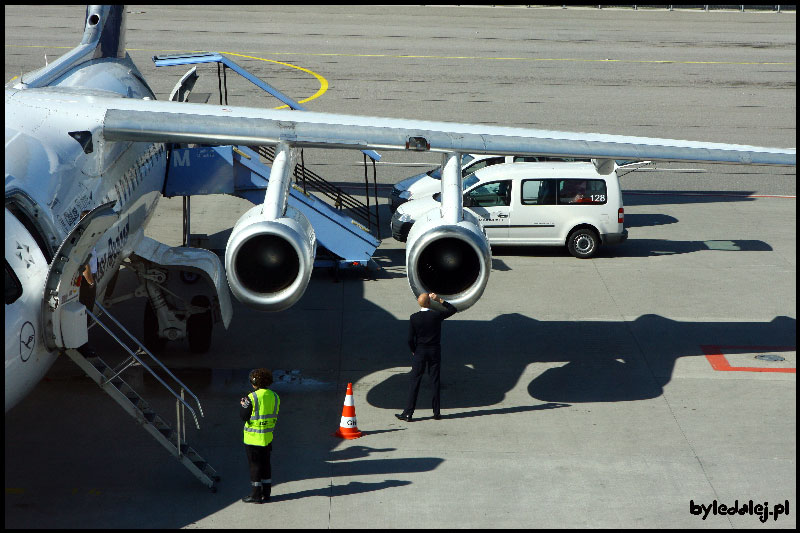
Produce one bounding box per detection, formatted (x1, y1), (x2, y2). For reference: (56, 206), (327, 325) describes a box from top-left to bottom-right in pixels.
(266, 51), (795, 66)
(6, 44), (794, 66)
(218, 51), (329, 109)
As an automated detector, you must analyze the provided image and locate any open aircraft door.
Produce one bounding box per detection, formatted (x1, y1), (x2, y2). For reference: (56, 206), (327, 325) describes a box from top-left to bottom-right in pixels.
(41, 203), (118, 351)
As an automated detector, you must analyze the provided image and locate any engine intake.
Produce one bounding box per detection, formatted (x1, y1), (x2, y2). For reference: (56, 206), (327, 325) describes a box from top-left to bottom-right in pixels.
(225, 204), (316, 312)
(406, 208), (491, 311)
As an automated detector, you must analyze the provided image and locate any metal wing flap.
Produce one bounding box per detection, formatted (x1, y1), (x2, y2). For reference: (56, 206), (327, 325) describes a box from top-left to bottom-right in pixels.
(99, 98), (795, 166)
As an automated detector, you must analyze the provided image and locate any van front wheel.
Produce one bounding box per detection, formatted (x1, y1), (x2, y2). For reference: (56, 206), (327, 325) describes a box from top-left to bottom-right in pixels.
(567, 228), (599, 259)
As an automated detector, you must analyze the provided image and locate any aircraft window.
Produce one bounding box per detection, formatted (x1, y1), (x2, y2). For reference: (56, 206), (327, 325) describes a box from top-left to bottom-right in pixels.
(5, 261), (23, 305)
(465, 180), (512, 208)
(521, 179), (556, 205)
(558, 179), (608, 205)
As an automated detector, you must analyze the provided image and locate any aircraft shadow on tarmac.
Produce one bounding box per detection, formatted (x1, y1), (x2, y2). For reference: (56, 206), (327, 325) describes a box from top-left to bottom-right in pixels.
(6, 261), (795, 528)
(362, 313), (796, 408)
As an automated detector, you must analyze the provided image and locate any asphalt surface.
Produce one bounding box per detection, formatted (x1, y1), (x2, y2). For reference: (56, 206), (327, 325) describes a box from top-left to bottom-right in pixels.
(5, 5), (796, 529)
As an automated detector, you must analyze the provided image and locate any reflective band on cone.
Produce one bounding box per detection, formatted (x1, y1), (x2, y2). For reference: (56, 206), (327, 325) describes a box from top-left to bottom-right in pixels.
(333, 382), (362, 439)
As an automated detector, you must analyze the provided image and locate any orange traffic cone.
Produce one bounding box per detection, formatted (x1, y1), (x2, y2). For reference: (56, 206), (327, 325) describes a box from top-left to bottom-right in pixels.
(333, 382), (363, 439)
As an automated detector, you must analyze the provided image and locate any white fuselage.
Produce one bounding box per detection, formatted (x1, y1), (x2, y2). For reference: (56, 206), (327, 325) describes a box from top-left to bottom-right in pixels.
(5, 60), (167, 412)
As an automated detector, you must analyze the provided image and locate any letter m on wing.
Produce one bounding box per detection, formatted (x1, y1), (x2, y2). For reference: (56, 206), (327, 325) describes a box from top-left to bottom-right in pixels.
(172, 149), (190, 167)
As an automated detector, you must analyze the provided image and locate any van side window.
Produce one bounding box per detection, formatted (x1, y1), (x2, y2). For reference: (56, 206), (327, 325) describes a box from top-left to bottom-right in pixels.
(521, 179), (556, 205)
(465, 180), (512, 207)
(558, 179), (607, 205)
(461, 157), (505, 177)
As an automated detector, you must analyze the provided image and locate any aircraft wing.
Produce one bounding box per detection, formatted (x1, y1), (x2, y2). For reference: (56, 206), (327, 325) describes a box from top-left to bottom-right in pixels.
(98, 98), (796, 166)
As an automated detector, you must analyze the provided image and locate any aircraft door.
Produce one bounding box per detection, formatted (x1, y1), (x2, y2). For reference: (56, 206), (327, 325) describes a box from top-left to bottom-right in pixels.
(41, 203), (118, 350)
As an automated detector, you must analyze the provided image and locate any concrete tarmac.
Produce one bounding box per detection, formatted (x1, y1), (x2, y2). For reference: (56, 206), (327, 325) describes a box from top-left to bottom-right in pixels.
(5, 5), (796, 529)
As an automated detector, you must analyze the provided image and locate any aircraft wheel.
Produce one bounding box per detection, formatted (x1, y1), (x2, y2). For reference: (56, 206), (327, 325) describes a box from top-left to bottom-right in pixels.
(187, 295), (213, 353)
(567, 228), (599, 259)
(143, 301), (167, 353)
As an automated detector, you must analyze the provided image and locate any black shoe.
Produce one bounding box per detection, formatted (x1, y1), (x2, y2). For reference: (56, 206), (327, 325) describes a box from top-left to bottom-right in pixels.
(433, 414), (442, 420)
(242, 486), (263, 504)
(395, 413), (412, 422)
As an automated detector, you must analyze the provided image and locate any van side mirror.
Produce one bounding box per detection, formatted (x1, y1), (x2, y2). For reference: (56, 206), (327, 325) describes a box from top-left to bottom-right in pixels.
(463, 195), (472, 207)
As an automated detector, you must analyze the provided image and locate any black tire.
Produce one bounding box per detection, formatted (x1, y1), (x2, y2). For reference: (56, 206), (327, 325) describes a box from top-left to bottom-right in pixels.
(187, 295), (213, 353)
(567, 228), (600, 259)
(143, 301), (167, 353)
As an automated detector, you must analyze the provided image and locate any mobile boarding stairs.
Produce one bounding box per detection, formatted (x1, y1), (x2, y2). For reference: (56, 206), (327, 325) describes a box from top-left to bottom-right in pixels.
(153, 52), (383, 274)
(64, 303), (220, 491)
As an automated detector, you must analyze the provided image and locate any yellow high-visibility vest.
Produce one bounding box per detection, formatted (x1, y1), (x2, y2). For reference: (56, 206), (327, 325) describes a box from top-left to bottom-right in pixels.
(243, 388), (280, 446)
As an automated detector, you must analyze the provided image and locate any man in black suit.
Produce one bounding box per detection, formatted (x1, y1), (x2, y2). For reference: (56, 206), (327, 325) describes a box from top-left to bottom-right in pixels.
(396, 292), (457, 422)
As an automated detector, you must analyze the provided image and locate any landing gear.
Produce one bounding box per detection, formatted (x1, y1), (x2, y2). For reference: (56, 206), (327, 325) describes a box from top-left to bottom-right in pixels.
(143, 301), (167, 353)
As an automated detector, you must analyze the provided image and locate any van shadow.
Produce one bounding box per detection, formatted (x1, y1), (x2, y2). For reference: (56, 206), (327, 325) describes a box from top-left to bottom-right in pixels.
(489, 238), (772, 259)
(622, 190), (759, 206)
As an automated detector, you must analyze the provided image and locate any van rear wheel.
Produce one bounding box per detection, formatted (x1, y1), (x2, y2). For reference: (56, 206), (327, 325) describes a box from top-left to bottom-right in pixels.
(567, 228), (599, 259)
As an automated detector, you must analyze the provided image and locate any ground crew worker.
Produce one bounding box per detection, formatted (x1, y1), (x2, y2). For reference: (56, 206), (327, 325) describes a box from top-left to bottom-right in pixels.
(239, 368), (280, 504)
(396, 292), (457, 422)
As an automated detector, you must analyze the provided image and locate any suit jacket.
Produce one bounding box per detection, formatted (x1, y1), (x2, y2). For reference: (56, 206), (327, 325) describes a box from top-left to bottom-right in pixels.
(408, 301), (457, 353)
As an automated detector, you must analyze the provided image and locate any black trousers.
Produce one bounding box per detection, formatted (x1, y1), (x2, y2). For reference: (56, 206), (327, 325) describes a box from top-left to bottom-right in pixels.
(404, 348), (441, 416)
(244, 442), (272, 483)
(79, 281), (96, 324)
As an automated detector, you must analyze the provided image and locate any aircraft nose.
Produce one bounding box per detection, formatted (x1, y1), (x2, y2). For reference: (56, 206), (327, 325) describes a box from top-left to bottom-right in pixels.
(5, 220), (49, 360)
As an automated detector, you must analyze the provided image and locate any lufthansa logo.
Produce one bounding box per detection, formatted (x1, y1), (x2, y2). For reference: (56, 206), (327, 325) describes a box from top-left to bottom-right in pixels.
(20, 321), (35, 362)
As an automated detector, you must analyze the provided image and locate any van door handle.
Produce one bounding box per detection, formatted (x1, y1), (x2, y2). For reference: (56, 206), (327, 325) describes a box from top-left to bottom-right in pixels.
(498, 213), (509, 218)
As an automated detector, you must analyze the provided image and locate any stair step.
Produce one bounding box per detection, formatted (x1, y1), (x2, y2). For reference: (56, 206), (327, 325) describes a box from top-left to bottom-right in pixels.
(64, 336), (217, 490)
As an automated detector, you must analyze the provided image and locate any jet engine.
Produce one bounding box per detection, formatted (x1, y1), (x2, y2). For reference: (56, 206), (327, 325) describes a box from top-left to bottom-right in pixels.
(405, 196), (491, 311)
(225, 203), (316, 312)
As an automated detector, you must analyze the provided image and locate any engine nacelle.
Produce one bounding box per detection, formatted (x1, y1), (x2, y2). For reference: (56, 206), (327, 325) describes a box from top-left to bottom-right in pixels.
(406, 207), (491, 311)
(225, 204), (316, 312)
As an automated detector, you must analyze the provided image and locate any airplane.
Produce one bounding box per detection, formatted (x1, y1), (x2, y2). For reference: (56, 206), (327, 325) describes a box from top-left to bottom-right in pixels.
(5, 5), (796, 417)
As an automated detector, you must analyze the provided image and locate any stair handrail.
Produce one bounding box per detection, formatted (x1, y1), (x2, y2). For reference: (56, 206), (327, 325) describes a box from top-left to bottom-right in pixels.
(88, 303), (204, 427)
(252, 145), (379, 237)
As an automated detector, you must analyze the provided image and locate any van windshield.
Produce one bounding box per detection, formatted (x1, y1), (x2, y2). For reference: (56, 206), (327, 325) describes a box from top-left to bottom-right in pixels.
(426, 154), (476, 180)
(462, 173), (480, 190)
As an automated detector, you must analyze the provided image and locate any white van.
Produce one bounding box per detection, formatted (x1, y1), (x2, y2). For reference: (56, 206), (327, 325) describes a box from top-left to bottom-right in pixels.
(390, 161), (628, 258)
(389, 154), (588, 212)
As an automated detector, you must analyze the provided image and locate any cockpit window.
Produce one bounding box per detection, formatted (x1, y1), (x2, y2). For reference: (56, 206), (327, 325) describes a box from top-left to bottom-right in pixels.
(5, 261), (23, 305)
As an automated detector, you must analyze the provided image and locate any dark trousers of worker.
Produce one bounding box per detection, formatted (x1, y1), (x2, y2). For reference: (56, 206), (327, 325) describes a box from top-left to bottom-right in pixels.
(245, 442), (272, 496)
(77, 281), (97, 356)
(404, 347), (441, 416)
(79, 281), (96, 323)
